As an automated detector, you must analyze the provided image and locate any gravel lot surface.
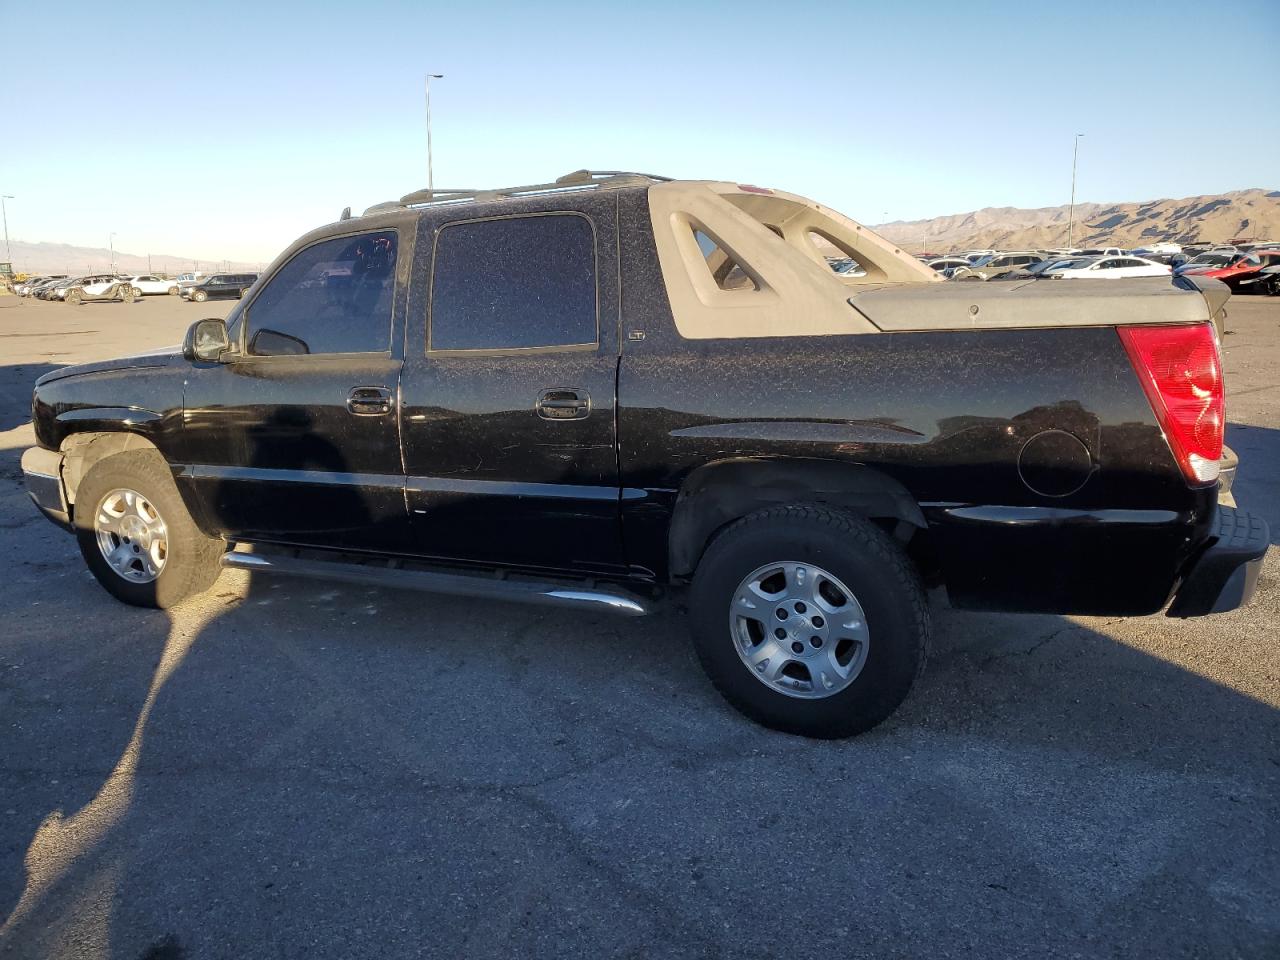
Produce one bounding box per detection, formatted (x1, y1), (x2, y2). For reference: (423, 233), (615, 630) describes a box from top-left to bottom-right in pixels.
(1, 293), (1277, 959)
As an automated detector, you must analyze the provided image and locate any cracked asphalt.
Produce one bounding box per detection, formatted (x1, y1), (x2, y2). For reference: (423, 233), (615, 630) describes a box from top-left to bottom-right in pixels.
(0, 294), (1277, 959)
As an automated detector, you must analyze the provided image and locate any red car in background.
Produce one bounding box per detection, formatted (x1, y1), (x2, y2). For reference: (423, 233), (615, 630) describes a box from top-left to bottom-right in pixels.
(1179, 249), (1280, 294)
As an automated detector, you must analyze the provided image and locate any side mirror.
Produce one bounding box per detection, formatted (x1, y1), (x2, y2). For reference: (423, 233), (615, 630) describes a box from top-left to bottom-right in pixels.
(183, 318), (231, 362)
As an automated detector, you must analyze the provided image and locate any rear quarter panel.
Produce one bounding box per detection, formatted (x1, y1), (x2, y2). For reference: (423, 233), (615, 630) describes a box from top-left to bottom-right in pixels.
(617, 324), (1212, 614)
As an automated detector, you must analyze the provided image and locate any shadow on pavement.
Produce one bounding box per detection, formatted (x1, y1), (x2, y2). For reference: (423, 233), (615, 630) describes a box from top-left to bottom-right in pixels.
(1229, 421), (1280, 544)
(0, 363), (61, 433)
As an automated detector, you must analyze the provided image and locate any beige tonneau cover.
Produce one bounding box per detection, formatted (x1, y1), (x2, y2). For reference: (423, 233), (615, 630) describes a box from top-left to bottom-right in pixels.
(847, 276), (1230, 333)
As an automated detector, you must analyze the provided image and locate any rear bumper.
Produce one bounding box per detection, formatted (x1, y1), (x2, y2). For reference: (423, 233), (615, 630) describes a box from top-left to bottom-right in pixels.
(21, 446), (71, 531)
(1167, 506), (1269, 617)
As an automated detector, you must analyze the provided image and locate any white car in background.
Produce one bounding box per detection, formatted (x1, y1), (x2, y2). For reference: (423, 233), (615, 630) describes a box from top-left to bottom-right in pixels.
(127, 275), (180, 296)
(1046, 256), (1172, 280)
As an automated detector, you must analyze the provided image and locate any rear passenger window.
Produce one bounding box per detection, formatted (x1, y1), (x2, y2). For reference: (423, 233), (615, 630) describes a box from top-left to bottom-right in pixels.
(246, 231), (397, 356)
(429, 214), (597, 352)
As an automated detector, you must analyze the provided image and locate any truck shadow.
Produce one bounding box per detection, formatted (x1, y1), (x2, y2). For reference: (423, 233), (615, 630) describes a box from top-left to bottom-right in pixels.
(0, 363), (62, 432)
(1228, 421), (1280, 545)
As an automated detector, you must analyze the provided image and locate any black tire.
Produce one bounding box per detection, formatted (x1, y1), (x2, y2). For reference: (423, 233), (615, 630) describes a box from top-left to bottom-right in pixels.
(66, 290), (82, 305)
(74, 450), (225, 608)
(689, 504), (929, 739)
(193, 290), (207, 303)
(121, 286), (136, 303)
(167, 286), (179, 295)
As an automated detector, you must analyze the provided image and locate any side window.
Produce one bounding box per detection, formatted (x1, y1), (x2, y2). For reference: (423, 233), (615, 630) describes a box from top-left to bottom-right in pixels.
(429, 214), (597, 352)
(246, 230), (398, 356)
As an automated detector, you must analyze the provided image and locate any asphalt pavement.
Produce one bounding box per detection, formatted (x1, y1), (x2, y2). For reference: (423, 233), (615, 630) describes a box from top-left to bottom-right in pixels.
(0, 293), (1277, 959)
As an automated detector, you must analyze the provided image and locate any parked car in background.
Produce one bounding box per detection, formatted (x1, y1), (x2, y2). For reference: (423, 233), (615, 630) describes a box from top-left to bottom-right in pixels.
(989, 257), (1093, 282)
(127, 275), (180, 296)
(925, 257), (970, 274)
(1076, 247), (1126, 257)
(65, 277), (138, 305)
(16, 276), (58, 295)
(27, 278), (61, 299)
(175, 272), (207, 295)
(1181, 250), (1280, 294)
(950, 252), (1044, 281)
(1174, 252), (1237, 276)
(827, 258), (868, 278)
(1254, 264), (1280, 296)
(1134, 242), (1183, 256)
(45, 277), (96, 300)
(181, 272), (259, 302)
(1046, 256), (1172, 280)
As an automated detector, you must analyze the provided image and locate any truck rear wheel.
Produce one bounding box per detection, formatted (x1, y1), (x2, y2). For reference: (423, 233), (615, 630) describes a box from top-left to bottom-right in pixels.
(689, 504), (928, 738)
(74, 450), (225, 609)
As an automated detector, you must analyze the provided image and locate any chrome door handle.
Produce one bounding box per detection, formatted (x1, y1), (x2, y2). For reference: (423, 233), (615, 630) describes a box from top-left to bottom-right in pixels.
(536, 389), (590, 420)
(347, 386), (392, 416)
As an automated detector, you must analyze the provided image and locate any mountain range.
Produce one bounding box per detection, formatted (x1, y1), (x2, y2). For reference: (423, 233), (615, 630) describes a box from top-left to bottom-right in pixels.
(872, 188), (1280, 253)
(3, 239), (263, 277)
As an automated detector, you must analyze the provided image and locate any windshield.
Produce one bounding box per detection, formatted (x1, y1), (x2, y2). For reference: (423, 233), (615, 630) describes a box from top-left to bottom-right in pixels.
(1188, 254), (1231, 267)
(970, 254), (997, 267)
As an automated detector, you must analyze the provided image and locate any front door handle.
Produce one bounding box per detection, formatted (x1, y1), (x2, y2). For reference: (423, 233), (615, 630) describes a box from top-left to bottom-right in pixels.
(347, 386), (393, 416)
(536, 388), (590, 420)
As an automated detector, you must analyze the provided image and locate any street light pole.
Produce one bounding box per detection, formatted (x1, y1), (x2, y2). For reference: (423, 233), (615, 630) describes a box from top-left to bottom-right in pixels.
(425, 73), (444, 193)
(109, 233), (117, 274)
(0, 195), (13, 264)
(1067, 133), (1084, 248)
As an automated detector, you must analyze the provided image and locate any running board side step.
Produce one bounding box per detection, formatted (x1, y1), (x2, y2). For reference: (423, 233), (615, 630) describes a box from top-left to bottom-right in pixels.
(220, 551), (653, 617)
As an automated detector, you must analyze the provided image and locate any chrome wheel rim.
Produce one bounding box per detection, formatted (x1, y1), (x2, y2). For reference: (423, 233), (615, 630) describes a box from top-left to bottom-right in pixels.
(729, 561), (870, 699)
(94, 488), (168, 583)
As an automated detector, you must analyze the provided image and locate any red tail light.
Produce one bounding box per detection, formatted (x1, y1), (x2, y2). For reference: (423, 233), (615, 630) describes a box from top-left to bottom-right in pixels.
(1118, 323), (1224, 486)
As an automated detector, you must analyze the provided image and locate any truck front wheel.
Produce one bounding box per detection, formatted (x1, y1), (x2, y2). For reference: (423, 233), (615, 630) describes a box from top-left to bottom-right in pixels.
(689, 504), (929, 738)
(74, 450), (225, 608)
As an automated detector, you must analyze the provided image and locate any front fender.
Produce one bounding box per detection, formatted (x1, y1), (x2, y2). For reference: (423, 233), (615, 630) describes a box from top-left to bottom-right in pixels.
(32, 364), (187, 456)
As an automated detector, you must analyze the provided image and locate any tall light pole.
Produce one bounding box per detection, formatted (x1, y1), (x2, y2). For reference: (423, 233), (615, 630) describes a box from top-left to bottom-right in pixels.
(109, 232), (117, 274)
(0, 195), (13, 265)
(1067, 133), (1084, 248)
(425, 73), (444, 193)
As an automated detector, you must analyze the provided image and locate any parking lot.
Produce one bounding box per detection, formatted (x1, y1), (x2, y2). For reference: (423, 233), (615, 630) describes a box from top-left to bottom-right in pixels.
(0, 294), (1277, 958)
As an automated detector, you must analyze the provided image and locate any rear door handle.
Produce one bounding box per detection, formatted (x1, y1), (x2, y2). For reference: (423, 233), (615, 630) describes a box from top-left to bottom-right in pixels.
(347, 386), (393, 416)
(536, 388), (590, 420)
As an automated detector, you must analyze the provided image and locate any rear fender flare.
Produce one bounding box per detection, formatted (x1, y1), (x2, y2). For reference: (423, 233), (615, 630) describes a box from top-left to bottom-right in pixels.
(667, 457), (926, 578)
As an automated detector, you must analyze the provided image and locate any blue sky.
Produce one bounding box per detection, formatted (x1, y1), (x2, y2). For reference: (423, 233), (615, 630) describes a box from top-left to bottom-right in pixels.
(5, 0), (1278, 263)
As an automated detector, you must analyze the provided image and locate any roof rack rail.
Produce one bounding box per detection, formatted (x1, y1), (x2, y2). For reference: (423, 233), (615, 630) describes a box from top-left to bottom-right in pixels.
(363, 169), (673, 216)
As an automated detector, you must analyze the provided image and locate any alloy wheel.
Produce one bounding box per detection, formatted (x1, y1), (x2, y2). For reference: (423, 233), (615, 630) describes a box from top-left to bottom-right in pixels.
(94, 487), (168, 583)
(729, 561), (870, 699)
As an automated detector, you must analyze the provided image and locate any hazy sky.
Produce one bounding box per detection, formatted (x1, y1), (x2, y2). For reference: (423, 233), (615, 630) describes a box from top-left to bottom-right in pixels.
(5, 0), (1278, 264)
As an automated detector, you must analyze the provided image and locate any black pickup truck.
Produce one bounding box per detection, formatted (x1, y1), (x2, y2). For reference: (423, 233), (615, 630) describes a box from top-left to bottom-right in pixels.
(21, 170), (1269, 738)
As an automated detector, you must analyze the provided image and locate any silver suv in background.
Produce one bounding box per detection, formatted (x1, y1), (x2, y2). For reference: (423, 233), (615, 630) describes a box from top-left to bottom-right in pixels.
(950, 252), (1044, 281)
